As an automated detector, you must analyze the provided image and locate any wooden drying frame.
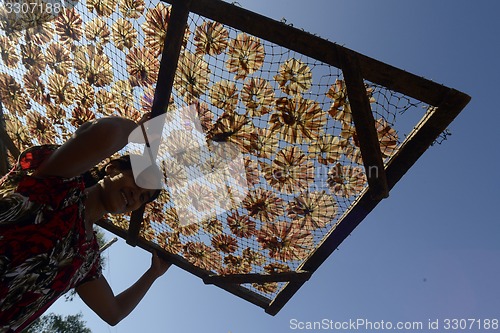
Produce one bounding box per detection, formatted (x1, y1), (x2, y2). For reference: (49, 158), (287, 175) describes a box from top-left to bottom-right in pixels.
(0, 0), (468, 316)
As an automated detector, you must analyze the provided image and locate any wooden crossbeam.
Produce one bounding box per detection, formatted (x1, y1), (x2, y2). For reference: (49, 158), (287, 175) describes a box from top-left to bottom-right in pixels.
(126, 205), (146, 246)
(203, 271), (312, 285)
(126, 0), (193, 246)
(341, 50), (389, 200)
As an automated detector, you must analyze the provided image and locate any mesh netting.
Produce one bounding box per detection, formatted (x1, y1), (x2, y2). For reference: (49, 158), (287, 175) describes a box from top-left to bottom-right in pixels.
(0, 0), (433, 300)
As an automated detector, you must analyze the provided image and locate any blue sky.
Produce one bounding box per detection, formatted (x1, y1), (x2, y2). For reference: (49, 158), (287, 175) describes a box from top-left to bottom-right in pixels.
(49, 0), (500, 332)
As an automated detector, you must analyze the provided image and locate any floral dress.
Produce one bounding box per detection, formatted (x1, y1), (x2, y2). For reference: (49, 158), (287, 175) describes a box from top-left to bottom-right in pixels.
(0, 145), (102, 333)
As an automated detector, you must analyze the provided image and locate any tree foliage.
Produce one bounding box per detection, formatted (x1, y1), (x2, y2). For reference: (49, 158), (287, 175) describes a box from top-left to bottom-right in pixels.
(22, 312), (92, 333)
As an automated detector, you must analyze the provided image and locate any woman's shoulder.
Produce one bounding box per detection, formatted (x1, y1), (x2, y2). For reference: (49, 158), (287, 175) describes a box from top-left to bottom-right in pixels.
(17, 145), (60, 172)
(1, 145), (86, 208)
(1, 145), (58, 193)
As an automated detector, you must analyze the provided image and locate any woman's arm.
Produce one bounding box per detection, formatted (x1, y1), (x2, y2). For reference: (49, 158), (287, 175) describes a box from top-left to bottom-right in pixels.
(33, 115), (148, 179)
(76, 252), (170, 326)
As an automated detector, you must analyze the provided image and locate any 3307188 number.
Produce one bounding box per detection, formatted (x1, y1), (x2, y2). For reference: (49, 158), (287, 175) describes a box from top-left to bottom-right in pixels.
(3, 1), (62, 15)
(443, 319), (499, 330)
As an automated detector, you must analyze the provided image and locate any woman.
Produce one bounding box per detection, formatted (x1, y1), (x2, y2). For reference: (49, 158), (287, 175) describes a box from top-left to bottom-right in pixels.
(0, 114), (171, 332)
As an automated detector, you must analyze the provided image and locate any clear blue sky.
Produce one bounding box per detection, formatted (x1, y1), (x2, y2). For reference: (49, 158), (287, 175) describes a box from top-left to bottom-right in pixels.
(50, 1), (500, 332)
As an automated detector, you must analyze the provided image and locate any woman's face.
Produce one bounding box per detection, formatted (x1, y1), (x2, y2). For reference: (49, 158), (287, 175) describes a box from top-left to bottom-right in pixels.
(100, 165), (157, 214)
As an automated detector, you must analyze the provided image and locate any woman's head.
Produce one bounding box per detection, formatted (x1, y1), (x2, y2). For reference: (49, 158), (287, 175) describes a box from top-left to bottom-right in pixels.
(84, 155), (161, 214)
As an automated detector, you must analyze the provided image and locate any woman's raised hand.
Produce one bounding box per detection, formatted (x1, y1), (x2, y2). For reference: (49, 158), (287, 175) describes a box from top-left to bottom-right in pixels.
(137, 112), (152, 127)
(149, 251), (171, 279)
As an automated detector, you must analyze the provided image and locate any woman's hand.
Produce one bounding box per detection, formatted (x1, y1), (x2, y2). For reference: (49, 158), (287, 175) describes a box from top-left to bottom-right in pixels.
(137, 111), (152, 127)
(133, 111), (164, 145)
(149, 251), (171, 279)
(78, 251), (172, 326)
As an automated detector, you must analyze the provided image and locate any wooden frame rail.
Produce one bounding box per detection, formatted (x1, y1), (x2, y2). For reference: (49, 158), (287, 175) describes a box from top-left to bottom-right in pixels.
(127, 0), (193, 246)
(203, 271), (312, 285)
(341, 50), (389, 200)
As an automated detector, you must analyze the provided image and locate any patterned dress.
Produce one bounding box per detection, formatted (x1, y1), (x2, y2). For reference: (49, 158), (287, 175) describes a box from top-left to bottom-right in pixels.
(0, 145), (102, 333)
